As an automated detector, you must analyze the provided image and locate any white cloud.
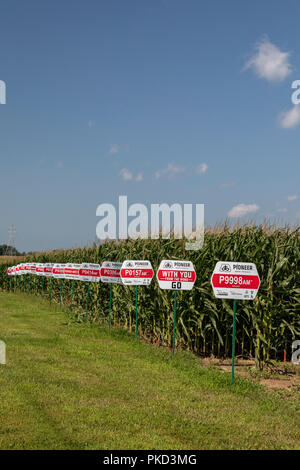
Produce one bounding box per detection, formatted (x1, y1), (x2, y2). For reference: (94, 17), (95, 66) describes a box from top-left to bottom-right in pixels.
(277, 207), (287, 213)
(155, 163), (185, 179)
(278, 106), (300, 128)
(109, 144), (120, 155)
(135, 172), (143, 182)
(244, 37), (292, 82)
(120, 168), (132, 181)
(120, 168), (143, 182)
(196, 163), (208, 175)
(227, 203), (260, 218)
(287, 195), (297, 201)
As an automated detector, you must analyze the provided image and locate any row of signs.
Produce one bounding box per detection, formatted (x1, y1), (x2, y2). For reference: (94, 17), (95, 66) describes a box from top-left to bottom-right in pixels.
(7, 260), (261, 299)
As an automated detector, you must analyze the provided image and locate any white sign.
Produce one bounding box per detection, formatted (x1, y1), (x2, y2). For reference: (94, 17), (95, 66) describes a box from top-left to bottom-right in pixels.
(52, 264), (66, 279)
(120, 260), (154, 286)
(64, 263), (81, 280)
(43, 263), (54, 277)
(79, 263), (101, 282)
(156, 260), (196, 290)
(101, 261), (122, 284)
(211, 261), (260, 300)
(35, 263), (45, 276)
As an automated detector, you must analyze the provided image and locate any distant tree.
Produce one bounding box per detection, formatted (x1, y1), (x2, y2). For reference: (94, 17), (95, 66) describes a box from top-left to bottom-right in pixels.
(0, 245), (21, 256)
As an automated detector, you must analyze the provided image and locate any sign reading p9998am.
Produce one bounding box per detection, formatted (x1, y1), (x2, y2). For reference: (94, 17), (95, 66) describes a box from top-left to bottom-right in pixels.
(211, 261), (260, 300)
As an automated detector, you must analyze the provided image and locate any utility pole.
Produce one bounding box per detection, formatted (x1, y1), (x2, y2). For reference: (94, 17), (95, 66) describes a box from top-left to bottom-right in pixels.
(5, 225), (16, 256)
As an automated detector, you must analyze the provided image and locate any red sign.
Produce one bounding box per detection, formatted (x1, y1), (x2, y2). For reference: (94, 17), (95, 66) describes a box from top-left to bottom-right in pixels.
(211, 274), (260, 289)
(120, 260), (154, 286)
(211, 262), (260, 300)
(156, 260), (196, 290)
(79, 264), (101, 282)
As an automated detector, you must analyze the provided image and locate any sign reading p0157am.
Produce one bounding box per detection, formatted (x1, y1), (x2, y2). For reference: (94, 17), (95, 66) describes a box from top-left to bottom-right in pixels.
(211, 262), (260, 300)
(157, 260), (196, 290)
(120, 260), (154, 286)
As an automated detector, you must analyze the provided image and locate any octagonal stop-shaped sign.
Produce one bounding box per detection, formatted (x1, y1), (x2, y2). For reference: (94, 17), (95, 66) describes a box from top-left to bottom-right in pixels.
(211, 261), (260, 300)
(157, 260), (196, 290)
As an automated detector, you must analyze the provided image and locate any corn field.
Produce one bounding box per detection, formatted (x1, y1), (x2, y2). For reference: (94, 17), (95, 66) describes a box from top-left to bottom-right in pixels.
(0, 224), (299, 366)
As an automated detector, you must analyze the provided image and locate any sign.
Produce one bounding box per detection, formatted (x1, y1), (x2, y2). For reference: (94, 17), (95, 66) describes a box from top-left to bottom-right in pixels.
(79, 263), (101, 282)
(100, 261), (122, 284)
(43, 263), (54, 277)
(24, 264), (31, 274)
(35, 264), (45, 276)
(211, 261), (260, 300)
(156, 260), (196, 290)
(64, 263), (81, 280)
(120, 260), (154, 286)
(29, 263), (37, 274)
(52, 264), (66, 279)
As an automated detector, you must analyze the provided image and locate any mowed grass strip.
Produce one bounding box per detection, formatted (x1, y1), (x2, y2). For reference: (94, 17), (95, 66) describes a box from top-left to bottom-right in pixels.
(0, 292), (299, 450)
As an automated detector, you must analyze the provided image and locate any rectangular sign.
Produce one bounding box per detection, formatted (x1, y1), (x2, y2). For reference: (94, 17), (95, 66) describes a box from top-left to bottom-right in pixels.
(64, 263), (81, 280)
(211, 261), (260, 300)
(79, 263), (101, 282)
(35, 264), (45, 276)
(156, 260), (196, 290)
(52, 264), (66, 279)
(120, 260), (154, 286)
(100, 261), (122, 284)
(43, 263), (54, 277)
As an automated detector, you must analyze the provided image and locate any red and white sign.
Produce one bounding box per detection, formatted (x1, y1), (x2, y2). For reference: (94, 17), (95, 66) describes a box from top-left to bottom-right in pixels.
(23, 264), (31, 274)
(52, 264), (66, 279)
(10, 266), (16, 276)
(29, 263), (37, 274)
(64, 263), (81, 280)
(16, 264), (22, 275)
(211, 261), (260, 300)
(7, 267), (12, 276)
(120, 260), (154, 286)
(101, 261), (122, 284)
(35, 264), (45, 276)
(79, 263), (101, 282)
(156, 260), (196, 290)
(43, 264), (54, 277)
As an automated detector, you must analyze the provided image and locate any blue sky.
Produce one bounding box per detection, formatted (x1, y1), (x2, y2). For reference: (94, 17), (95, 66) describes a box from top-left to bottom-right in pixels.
(0, 0), (299, 252)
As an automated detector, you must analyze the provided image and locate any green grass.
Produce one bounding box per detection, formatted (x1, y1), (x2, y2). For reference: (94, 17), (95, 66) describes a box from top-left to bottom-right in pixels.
(0, 292), (300, 450)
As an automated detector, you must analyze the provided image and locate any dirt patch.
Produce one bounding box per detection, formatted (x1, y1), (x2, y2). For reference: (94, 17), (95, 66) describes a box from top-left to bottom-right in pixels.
(200, 357), (300, 393)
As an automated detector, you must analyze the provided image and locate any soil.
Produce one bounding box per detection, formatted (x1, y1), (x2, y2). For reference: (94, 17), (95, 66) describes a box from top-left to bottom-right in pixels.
(200, 357), (300, 393)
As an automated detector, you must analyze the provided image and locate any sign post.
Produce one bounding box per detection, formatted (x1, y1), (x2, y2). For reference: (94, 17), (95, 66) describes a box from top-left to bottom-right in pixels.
(231, 299), (237, 385)
(52, 264), (66, 309)
(172, 290), (177, 356)
(120, 260), (154, 339)
(70, 280), (75, 312)
(156, 260), (197, 355)
(100, 262), (122, 329)
(79, 264), (101, 321)
(211, 261), (261, 385)
(85, 282), (90, 321)
(109, 283), (112, 329)
(64, 264), (81, 313)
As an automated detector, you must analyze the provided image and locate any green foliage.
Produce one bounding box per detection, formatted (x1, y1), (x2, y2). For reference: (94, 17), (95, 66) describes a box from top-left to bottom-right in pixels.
(1, 224), (299, 363)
